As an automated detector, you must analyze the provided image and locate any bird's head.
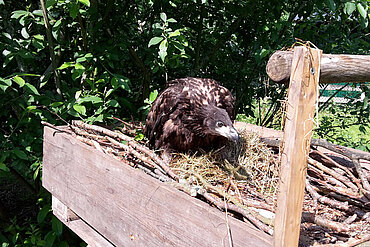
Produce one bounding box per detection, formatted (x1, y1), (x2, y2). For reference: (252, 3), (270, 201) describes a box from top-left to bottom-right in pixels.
(197, 105), (239, 142)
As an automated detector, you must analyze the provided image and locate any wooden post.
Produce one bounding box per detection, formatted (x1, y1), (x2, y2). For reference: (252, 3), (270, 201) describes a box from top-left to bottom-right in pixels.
(273, 46), (322, 247)
(266, 50), (370, 84)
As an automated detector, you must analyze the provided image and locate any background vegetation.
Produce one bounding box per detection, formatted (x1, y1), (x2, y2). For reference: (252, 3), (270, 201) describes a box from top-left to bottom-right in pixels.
(1, 0), (369, 245)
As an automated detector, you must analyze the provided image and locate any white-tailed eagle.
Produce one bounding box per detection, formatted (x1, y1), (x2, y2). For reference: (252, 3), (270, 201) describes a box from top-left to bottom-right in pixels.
(145, 77), (239, 154)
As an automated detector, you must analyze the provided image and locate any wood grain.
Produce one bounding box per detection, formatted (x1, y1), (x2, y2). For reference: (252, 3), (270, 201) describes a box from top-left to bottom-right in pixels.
(52, 196), (114, 247)
(266, 50), (370, 84)
(273, 47), (322, 247)
(42, 126), (273, 247)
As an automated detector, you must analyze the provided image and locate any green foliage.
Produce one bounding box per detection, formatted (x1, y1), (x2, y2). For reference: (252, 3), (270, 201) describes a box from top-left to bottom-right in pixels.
(0, 0), (369, 245)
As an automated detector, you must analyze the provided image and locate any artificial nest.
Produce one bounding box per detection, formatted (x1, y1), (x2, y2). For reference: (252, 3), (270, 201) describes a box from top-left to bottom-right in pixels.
(43, 120), (370, 247)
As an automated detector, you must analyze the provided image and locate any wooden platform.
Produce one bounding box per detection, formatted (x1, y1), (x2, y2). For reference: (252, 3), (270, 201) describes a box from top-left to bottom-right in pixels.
(42, 126), (273, 247)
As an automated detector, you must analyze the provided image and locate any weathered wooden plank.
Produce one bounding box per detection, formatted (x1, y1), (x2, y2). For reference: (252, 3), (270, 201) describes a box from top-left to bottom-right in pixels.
(52, 196), (79, 222)
(273, 47), (322, 247)
(42, 126), (273, 247)
(266, 50), (370, 84)
(52, 196), (114, 247)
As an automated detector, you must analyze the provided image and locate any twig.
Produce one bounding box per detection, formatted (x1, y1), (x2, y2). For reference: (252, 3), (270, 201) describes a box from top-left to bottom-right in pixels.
(309, 177), (368, 204)
(301, 212), (351, 233)
(313, 233), (370, 247)
(72, 120), (179, 181)
(308, 157), (358, 192)
(310, 150), (362, 190)
(305, 180), (366, 217)
(39, 0), (61, 95)
(201, 191), (274, 235)
(352, 158), (370, 199)
(311, 139), (370, 161)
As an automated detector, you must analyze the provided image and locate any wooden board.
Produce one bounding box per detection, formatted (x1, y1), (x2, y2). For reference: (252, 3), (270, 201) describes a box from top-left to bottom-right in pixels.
(52, 196), (114, 247)
(42, 126), (273, 247)
(273, 47), (322, 247)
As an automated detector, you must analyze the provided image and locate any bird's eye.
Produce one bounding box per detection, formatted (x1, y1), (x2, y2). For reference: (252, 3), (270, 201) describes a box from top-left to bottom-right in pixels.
(216, 122), (224, 128)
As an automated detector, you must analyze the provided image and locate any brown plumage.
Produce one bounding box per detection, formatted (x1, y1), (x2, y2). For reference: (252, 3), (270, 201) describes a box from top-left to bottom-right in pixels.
(145, 77), (239, 154)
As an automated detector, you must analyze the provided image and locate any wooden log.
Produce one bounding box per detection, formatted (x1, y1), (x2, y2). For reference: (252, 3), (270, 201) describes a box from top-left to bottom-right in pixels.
(266, 50), (370, 84)
(42, 126), (273, 247)
(273, 46), (322, 247)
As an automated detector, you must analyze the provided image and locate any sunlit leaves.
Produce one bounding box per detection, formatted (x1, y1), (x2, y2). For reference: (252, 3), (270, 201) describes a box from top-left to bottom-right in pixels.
(159, 39), (168, 62)
(11, 10), (28, 19)
(344, 2), (356, 15)
(78, 0), (90, 7)
(73, 104), (86, 116)
(357, 3), (367, 18)
(12, 76), (25, 87)
(160, 12), (167, 22)
(148, 37), (164, 47)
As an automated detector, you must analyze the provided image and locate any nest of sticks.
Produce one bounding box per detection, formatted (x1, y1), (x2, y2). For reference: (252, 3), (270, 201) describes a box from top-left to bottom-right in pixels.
(42, 120), (370, 246)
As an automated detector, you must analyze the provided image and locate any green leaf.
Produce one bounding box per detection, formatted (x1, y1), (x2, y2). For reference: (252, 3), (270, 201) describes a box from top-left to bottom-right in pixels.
(149, 90), (158, 102)
(13, 149), (28, 160)
(76, 57), (87, 63)
(34, 34), (44, 40)
(75, 90), (82, 100)
(43, 231), (56, 247)
(69, 3), (79, 18)
(106, 99), (119, 107)
(327, 0), (336, 12)
(27, 105), (37, 111)
(0, 78), (12, 87)
(134, 133), (144, 141)
(148, 36), (163, 47)
(32, 9), (44, 17)
(79, 95), (103, 104)
(73, 104), (86, 115)
(11, 10), (28, 19)
(58, 62), (75, 70)
(260, 48), (269, 58)
(50, 102), (63, 107)
(159, 39), (168, 62)
(74, 63), (85, 70)
(53, 19), (62, 28)
(72, 68), (84, 80)
(21, 27), (30, 39)
(160, 12), (167, 22)
(32, 38), (44, 50)
(33, 166), (40, 180)
(344, 2), (356, 15)
(357, 3), (367, 18)
(13, 76), (25, 87)
(167, 18), (177, 23)
(78, 0), (90, 7)
(168, 29), (181, 37)
(46, 0), (57, 8)
(0, 163), (10, 172)
(52, 216), (63, 236)
(24, 83), (40, 95)
(112, 74), (131, 92)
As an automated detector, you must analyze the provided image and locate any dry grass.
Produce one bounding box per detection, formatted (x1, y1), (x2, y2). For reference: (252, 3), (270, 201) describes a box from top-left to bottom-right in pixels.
(170, 130), (280, 203)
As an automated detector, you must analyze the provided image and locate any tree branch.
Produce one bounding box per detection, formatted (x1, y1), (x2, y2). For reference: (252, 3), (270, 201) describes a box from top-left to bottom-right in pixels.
(40, 0), (61, 95)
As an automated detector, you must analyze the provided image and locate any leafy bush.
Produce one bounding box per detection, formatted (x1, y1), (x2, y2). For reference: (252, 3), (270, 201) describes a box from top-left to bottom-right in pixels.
(0, 0), (369, 245)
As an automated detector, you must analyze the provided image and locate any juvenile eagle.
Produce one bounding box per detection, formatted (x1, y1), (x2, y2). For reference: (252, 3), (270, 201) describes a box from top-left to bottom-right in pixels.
(145, 77), (239, 154)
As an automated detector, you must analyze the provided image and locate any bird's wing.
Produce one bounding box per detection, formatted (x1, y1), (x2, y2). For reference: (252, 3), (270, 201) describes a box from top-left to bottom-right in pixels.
(144, 83), (183, 147)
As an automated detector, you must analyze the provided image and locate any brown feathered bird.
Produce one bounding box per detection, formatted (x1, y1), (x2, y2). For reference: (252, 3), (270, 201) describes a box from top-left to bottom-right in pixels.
(144, 77), (239, 157)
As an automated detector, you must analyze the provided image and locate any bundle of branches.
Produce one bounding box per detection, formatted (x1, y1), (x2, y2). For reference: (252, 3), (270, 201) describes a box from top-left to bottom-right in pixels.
(42, 121), (370, 246)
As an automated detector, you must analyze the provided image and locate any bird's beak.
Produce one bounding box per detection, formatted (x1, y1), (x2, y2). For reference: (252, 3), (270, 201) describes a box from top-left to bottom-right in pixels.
(216, 126), (239, 142)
